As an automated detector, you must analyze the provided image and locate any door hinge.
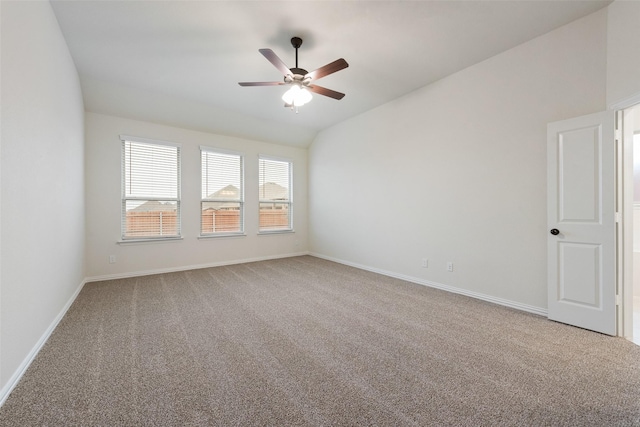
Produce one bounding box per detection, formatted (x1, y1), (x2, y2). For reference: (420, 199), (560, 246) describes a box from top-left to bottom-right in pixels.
(616, 212), (622, 223)
(616, 294), (622, 306)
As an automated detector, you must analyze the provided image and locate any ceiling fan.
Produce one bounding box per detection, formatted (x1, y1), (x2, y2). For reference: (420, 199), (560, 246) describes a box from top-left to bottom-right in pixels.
(238, 37), (349, 110)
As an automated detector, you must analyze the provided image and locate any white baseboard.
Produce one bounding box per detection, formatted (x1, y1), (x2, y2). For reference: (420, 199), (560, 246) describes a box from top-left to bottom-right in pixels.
(85, 251), (310, 283)
(0, 278), (88, 407)
(309, 252), (547, 317)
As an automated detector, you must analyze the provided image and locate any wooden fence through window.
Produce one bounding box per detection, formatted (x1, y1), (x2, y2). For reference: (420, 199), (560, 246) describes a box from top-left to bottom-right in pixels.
(126, 209), (290, 236)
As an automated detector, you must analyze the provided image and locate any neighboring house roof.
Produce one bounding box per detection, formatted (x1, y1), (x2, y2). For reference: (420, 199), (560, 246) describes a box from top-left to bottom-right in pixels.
(209, 184), (240, 200)
(259, 182), (288, 201)
(204, 184), (240, 210)
(130, 200), (176, 212)
(131, 183), (288, 212)
(203, 182), (288, 210)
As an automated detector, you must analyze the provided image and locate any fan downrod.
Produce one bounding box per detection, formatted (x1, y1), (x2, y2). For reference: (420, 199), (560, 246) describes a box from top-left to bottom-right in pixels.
(289, 37), (307, 76)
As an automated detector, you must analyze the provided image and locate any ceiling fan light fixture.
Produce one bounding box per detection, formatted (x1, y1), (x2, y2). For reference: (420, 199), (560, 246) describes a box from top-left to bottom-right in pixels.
(282, 84), (312, 107)
(295, 87), (312, 106)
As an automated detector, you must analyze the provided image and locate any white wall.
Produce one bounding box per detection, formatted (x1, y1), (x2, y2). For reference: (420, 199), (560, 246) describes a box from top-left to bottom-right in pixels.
(309, 10), (607, 311)
(85, 113), (308, 278)
(606, 0), (640, 107)
(1, 1), (85, 393)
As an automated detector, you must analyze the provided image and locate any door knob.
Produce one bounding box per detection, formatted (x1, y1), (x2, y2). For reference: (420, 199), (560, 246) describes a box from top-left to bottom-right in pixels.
(550, 229), (560, 235)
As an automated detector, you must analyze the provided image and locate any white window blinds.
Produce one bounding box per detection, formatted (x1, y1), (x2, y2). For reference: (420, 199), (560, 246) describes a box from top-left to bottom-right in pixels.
(201, 147), (244, 235)
(259, 156), (292, 231)
(121, 136), (181, 239)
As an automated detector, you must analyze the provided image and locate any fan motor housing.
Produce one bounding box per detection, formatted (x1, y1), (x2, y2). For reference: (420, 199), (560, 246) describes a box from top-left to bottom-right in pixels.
(289, 67), (308, 76)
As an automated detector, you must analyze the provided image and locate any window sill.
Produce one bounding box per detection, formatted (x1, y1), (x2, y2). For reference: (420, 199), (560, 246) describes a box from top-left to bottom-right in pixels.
(258, 229), (295, 235)
(118, 237), (183, 245)
(198, 233), (246, 240)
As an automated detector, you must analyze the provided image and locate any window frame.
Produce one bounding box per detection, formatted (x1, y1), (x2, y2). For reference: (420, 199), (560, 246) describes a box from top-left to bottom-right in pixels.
(200, 146), (245, 238)
(258, 155), (294, 234)
(120, 135), (182, 242)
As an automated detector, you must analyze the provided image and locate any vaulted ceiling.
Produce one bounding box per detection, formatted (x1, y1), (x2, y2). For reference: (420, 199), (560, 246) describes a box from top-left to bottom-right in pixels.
(50, 0), (611, 147)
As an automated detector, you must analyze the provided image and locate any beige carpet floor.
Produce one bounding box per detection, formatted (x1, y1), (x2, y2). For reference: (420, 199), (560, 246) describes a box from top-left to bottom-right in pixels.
(0, 256), (639, 426)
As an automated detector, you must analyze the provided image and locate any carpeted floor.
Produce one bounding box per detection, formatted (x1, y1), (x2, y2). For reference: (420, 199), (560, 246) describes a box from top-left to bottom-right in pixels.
(0, 256), (639, 426)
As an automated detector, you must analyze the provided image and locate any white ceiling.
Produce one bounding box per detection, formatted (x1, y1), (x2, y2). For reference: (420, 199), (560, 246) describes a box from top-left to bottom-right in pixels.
(50, 0), (611, 147)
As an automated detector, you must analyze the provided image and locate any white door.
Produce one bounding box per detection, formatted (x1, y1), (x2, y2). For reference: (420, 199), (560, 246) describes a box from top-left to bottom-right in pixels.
(547, 111), (617, 335)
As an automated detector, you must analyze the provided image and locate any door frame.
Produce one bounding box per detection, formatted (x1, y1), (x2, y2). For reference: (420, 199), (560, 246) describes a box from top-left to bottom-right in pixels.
(619, 107), (638, 340)
(611, 92), (640, 341)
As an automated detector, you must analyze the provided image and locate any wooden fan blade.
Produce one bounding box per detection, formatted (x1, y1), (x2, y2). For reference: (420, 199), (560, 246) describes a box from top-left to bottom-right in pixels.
(259, 49), (292, 76)
(306, 58), (349, 81)
(238, 82), (285, 86)
(308, 84), (345, 100)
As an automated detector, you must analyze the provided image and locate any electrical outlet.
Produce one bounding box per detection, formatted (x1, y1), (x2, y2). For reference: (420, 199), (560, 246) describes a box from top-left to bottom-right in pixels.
(109, 255), (116, 264)
(421, 258), (428, 268)
(447, 262), (453, 272)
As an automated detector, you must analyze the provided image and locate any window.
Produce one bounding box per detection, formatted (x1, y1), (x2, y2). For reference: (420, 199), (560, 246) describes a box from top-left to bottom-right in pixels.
(259, 156), (293, 232)
(201, 147), (244, 235)
(121, 135), (181, 240)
